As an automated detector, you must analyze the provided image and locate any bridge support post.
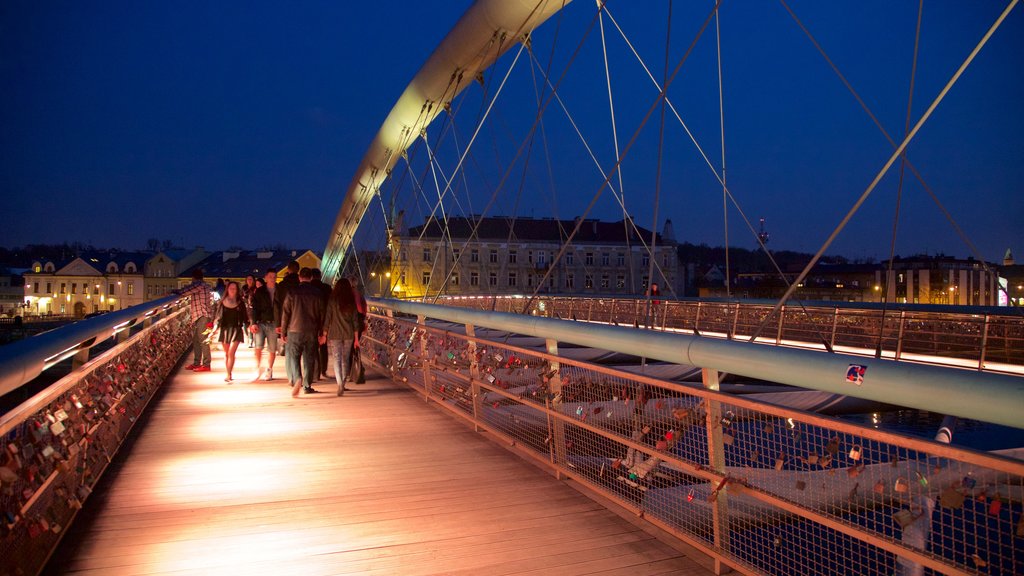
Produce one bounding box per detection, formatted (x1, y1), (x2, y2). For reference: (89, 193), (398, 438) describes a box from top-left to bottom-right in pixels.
(545, 338), (567, 479)
(417, 315), (431, 402)
(895, 310), (907, 361)
(978, 314), (990, 370)
(466, 323), (483, 432)
(830, 307), (839, 350)
(72, 348), (90, 370)
(776, 305), (786, 345)
(702, 367), (732, 574)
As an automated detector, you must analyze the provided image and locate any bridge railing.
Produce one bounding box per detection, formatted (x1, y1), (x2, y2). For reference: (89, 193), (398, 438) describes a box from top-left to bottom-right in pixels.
(431, 295), (1024, 374)
(366, 299), (1023, 576)
(0, 300), (193, 574)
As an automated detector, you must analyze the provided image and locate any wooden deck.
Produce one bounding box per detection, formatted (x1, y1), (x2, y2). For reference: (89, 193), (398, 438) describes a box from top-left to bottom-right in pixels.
(44, 347), (715, 576)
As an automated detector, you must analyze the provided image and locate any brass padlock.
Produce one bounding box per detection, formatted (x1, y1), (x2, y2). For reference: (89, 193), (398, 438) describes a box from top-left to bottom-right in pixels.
(894, 477), (909, 493)
(848, 445), (862, 461)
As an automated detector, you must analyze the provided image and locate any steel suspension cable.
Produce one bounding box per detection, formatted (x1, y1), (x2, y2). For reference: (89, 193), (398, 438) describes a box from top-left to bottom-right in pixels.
(524, 48), (679, 299)
(519, 2), (724, 316)
(603, 7), (825, 322)
(714, 4), (730, 297)
(874, 0), (924, 356)
(750, 0), (1019, 342)
(597, 4), (634, 293)
(645, 0), (672, 329)
(778, 0), (1021, 311)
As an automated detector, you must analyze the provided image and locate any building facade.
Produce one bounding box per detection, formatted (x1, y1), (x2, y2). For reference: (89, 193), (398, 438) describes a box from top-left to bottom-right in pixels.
(144, 248), (208, 301)
(703, 255), (1002, 306)
(23, 252), (148, 316)
(391, 216), (678, 299)
(178, 250), (322, 289)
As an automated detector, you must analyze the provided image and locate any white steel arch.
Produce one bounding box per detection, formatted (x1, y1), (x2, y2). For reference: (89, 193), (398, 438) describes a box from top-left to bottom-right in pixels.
(322, 0), (571, 281)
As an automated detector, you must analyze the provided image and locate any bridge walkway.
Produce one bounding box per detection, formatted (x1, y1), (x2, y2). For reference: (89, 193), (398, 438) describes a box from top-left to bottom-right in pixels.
(44, 347), (714, 576)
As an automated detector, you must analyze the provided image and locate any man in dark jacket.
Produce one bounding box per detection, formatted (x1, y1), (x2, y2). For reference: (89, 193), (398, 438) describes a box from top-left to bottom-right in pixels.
(311, 268), (331, 380)
(274, 260), (300, 382)
(281, 267), (326, 396)
(248, 268), (278, 381)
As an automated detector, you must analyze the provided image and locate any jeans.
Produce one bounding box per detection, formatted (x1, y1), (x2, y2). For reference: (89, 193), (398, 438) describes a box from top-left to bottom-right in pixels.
(328, 339), (354, 391)
(285, 331), (317, 389)
(192, 315), (212, 367)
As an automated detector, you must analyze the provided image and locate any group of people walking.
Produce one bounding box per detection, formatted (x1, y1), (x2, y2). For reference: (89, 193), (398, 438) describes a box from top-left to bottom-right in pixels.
(178, 261), (367, 397)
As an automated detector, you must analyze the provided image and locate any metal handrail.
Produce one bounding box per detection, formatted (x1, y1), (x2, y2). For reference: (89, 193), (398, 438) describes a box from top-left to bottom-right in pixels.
(371, 297), (1024, 430)
(431, 294), (1024, 374)
(0, 294), (185, 397)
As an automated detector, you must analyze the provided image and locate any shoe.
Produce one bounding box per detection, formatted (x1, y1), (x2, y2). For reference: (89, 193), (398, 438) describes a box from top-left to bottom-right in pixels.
(291, 383), (301, 397)
(262, 370), (273, 381)
(224, 377), (233, 384)
(193, 366), (211, 372)
(304, 387), (319, 394)
(336, 386), (344, 397)
(185, 364), (198, 370)
(250, 372), (262, 382)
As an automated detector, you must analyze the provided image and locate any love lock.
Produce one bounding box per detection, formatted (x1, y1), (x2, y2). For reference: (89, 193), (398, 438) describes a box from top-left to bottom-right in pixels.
(894, 477), (909, 493)
(848, 445), (862, 461)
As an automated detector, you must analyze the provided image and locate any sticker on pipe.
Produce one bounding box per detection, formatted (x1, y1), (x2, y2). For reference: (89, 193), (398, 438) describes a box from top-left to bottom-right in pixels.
(845, 364), (867, 386)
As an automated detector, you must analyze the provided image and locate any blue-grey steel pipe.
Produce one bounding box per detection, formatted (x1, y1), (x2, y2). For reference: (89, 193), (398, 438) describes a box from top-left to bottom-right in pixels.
(0, 294), (182, 398)
(375, 298), (1024, 430)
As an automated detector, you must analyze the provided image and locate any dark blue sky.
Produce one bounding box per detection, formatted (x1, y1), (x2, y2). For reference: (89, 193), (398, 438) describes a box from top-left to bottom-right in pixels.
(2, 1), (1021, 262)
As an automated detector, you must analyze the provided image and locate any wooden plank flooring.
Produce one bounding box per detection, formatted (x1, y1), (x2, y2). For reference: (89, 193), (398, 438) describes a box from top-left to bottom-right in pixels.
(45, 347), (713, 575)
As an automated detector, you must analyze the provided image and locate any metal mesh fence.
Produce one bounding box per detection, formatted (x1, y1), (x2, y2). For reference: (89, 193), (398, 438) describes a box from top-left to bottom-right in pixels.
(364, 310), (1024, 575)
(0, 309), (192, 576)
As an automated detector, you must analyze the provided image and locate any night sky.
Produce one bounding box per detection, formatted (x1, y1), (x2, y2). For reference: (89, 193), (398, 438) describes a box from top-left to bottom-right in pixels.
(2, 1), (1021, 262)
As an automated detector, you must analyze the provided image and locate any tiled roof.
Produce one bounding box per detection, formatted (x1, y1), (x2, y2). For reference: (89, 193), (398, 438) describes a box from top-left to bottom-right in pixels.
(406, 217), (663, 244)
(180, 250), (316, 279)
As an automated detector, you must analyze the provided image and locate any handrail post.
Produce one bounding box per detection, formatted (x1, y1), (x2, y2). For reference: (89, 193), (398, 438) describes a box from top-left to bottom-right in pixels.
(730, 302), (739, 340)
(702, 367), (731, 573)
(71, 348), (90, 370)
(979, 314), (991, 371)
(417, 314), (430, 402)
(895, 310), (907, 361)
(830, 307), (839, 350)
(776, 305), (786, 346)
(466, 323), (483, 431)
(587, 299), (593, 322)
(545, 338), (567, 479)
(694, 301), (703, 335)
